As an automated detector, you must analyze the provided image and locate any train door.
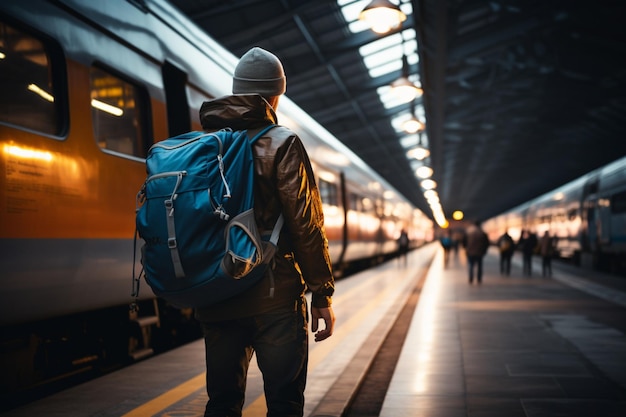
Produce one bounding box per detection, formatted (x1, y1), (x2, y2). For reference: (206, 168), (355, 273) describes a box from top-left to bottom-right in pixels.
(162, 61), (191, 137)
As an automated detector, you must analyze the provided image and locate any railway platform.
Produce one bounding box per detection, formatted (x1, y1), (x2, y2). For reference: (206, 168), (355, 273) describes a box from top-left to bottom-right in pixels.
(375, 246), (626, 417)
(2, 243), (626, 417)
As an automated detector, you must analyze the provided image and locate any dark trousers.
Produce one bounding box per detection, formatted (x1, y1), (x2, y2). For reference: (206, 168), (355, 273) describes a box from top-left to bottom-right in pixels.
(467, 255), (484, 283)
(542, 256), (552, 276)
(523, 253), (533, 276)
(201, 297), (308, 417)
(500, 252), (512, 275)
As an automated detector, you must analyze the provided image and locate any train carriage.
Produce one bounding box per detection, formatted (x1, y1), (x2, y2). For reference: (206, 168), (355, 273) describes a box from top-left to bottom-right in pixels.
(483, 156), (626, 275)
(0, 0), (432, 403)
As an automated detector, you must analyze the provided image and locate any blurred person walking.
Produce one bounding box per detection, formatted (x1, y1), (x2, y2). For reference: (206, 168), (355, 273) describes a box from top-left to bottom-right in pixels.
(397, 228), (410, 266)
(518, 230), (538, 276)
(440, 230), (453, 267)
(497, 230), (515, 276)
(463, 221), (490, 284)
(539, 231), (554, 277)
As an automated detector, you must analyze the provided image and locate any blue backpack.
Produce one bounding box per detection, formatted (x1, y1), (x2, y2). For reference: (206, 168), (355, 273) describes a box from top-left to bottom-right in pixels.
(133, 125), (283, 308)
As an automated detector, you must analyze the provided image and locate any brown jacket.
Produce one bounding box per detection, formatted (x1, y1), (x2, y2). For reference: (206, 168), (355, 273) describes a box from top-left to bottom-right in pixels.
(464, 224), (489, 257)
(195, 94), (334, 321)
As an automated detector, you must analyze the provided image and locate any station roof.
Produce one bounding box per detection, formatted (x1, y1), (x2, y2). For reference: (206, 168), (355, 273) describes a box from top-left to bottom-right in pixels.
(168, 0), (626, 224)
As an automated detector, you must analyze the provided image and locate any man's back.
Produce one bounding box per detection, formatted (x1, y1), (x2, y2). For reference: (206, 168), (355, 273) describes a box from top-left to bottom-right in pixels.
(195, 47), (335, 417)
(465, 225), (489, 257)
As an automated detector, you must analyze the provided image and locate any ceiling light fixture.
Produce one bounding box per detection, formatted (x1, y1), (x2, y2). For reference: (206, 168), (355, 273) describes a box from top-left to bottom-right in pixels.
(406, 132), (430, 160)
(416, 165), (433, 179)
(423, 189), (438, 199)
(359, 0), (407, 34)
(391, 52), (422, 104)
(420, 179), (437, 190)
(403, 116), (424, 133)
(407, 146), (429, 160)
(403, 99), (425, 133)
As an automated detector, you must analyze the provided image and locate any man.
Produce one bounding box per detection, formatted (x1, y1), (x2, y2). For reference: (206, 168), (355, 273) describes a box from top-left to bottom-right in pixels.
(397, 228), (409, 265)
(497, 229), (514, 275)
(538, 230), (554, 277)
(464, 221), (490, 283)
(195, 47), (336, 417)
(440, 230), (452, 267)
(519, 229), (538, 276)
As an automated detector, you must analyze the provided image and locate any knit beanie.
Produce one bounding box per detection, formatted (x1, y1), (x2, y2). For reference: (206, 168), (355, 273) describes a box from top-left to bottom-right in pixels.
(232, 47), (286, 96)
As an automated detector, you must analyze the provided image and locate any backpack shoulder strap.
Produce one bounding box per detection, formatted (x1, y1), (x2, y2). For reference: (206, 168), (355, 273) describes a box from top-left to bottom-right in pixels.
(247, 124), (277, 144)
(243, 124), (285, 244)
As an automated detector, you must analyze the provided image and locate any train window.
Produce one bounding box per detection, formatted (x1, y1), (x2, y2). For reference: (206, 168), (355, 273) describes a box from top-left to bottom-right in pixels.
(568, 208), (578, 220)
(375, 199), (384, 217)
(612, 191), (626, 213)
(0, 20), (66, 135)
(90, 66), (149, 158)
(348, 193), (361, 211)
(318, 178), (338, 206)
(361, 197), (374, 214)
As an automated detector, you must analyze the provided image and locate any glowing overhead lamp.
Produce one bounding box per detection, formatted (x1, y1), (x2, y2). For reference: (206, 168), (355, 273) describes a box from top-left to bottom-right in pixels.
(91, 99), (124, 117)
(406, 146), (429, 160)
(415, 165), (433, 179)
(403, 116), (424, 134)
(403, 100), (424, 133)
(423, 189), (437, 199)
(406, 132), (430, 161)
(359, 0), (407, 34)
(452, 210), (464, 221)
(28, 84), (54, 102)
(391, 76), (421, 103)
(420, 179), (437, 190)
(426, 194), (439, 205)
(390, 54), (422, 103)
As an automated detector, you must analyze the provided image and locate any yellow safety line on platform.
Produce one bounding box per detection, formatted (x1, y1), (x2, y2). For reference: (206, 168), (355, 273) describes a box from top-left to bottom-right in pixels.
(121, 372), (206, 417)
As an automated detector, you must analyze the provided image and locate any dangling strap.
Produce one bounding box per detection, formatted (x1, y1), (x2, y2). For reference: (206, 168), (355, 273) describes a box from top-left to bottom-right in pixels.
(130, 226), (143, 312)
(165, 171), (187, 279)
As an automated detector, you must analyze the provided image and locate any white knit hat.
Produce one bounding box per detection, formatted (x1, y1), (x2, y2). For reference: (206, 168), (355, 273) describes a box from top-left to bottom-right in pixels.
(232, 47), (286, 96)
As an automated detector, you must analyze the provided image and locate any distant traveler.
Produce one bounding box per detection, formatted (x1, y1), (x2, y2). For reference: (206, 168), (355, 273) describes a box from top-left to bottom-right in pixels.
(440, 230), (452, 267)
(539, 231), (554, 277)
(463, 221), (490, 284)
(451, 229), (464, 256)
(518, 229), (538, 276)
(397, 228), (410, 266)
(497, 230), (515, 276)
(195, 47), (336, 417)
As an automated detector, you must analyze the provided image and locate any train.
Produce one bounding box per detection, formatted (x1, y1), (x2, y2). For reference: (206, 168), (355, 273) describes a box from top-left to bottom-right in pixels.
(0, 0), (433, 404)
(483, 156), (626, 276)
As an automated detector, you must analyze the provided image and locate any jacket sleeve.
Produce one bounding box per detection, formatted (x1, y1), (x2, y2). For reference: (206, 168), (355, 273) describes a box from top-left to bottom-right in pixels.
(275, 135), (335, 308)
